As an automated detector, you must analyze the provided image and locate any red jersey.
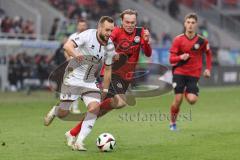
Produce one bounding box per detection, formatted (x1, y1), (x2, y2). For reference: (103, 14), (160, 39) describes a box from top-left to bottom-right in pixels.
(169, 34), (212, 78)
(101, 26), (152, 81)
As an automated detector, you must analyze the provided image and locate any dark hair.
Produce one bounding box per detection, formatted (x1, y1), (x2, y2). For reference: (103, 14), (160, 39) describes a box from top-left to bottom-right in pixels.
(120, 9), (138, 20)
(98, 16), (114, 25)
(78, 19), (87, 23)
(184, 13), (198, 22)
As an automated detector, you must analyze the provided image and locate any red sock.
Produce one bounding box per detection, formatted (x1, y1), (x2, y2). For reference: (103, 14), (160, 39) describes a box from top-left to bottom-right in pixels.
(100, 98), (112, 111)
(184, 91), (188, 99)
(70, 121), (83, 136)
(170, 105), (180, 124)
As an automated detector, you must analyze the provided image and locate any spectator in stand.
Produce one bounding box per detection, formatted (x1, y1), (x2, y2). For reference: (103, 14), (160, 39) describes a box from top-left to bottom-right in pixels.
(48, 0), (120, 37)
(0, 9), (36, 39)
(199, 19), (209, 39)
(49, 18), (60, 40)
(161, 32), (172, 48)
(168, 0), (180, 20)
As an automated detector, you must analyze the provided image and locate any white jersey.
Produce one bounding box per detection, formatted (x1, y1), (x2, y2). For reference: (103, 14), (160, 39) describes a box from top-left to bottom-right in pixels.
(64, 29), (115, 86)
(69, 32), (81, 41)
(67, 32), (81, 59)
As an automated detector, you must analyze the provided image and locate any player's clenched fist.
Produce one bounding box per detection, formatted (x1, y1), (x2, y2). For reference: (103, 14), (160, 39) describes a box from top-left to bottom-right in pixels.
(143, 29), (150, 42)
(74, 52), (84, 62)
(203, 69), (211, 78)
(113, 54), (120, 61)
(180, 53), (190, 61)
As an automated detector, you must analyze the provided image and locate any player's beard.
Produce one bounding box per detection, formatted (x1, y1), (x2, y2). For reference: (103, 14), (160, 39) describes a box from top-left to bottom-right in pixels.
(99, 33), (108, 43)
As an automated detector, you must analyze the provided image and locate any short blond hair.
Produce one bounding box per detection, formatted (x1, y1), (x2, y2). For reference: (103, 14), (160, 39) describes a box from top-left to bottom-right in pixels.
(120, 9), (138, 20)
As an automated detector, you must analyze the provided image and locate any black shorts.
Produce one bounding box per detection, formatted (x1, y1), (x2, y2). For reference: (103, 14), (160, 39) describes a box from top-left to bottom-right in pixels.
(172, 74), (199, 96)
(107, 74), (130, 98)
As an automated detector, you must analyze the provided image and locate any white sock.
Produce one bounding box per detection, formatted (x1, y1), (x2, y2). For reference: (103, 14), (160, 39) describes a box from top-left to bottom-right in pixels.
(75, 112), (97, 144)
(54, 105), (60, 116)
(72, 100), (79, 111)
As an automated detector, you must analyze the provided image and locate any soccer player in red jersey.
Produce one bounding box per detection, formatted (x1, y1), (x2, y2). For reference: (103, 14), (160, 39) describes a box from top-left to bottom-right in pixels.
(99, 9), (152, 110)
(66, 9), (152, 146)
(169, 13), (212, 131)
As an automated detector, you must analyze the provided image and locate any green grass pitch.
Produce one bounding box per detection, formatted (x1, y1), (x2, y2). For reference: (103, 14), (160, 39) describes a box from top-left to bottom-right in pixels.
(0, 86), (240, 160)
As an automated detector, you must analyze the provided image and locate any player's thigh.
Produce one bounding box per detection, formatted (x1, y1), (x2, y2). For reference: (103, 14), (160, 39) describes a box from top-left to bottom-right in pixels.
(60, 83), (80, 101)
(107, 75), (129, 98)
(185, 76), (199, 96)
(59, 84), (80, 114)
(186, 93), (198, 105)
(172, 74), (186, 94)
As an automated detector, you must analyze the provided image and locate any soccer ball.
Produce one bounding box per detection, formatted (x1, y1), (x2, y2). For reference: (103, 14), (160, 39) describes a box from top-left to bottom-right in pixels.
(96, 133), (116, 152)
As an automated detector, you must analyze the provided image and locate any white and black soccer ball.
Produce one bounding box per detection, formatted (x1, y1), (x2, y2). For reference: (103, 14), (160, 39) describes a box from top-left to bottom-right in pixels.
(96, 133), (116, 152)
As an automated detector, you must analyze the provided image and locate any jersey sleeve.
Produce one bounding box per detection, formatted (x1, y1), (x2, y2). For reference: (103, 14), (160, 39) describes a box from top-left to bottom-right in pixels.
(104, 41), (116, 66)
(169, 37), (182, 65)
(110, 27), (118, 42)
(140, 28), (152, 57)
(204, 40), (212, 70)
(71, 30), (89, 47)
(170, 37), (180, 54)
(68, 33), (75, 41)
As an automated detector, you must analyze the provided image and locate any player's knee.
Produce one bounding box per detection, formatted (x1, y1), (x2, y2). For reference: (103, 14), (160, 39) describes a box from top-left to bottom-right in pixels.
(188, 98), (197, 105)
(57, 109), (69, 118)
(186, 96), (198, 105)
(111, 100), (126, 109)
(57, 101), (73, 118)
(87, 102), (100, 114)
(112, 96), (127, 109)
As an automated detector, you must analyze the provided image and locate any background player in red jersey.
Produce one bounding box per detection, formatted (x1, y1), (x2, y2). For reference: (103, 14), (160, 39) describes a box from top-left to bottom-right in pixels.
(66, 9), (152, 146)
(99, 9), (152, 111)
(169, 13), (212, 131)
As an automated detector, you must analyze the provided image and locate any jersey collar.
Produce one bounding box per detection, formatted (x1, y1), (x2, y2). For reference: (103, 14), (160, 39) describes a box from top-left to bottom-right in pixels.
(184, 33), (197, 40)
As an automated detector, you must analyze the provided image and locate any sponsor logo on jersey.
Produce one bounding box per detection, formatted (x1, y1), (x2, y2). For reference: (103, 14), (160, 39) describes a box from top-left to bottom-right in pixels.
(134, 36), (140, 43)
(117, 82), (123, 88)
(194, 43), (200, 50)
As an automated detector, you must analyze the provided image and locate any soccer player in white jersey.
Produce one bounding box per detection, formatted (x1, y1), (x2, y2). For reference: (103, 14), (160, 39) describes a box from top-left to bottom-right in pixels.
(44, 16), (115, 151)
(66, 19), (88, 113)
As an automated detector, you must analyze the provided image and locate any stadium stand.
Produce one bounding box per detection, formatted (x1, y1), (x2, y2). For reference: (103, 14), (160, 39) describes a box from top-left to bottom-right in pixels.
(0, 8), (35, 39)
(0, 0), (240, 92)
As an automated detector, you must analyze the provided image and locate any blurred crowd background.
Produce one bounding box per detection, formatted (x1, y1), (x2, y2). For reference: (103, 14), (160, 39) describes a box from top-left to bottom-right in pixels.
(0, 0), (240, 92)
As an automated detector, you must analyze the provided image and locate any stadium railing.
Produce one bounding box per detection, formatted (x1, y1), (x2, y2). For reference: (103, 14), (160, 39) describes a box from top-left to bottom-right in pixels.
(0, 39), (59, 92)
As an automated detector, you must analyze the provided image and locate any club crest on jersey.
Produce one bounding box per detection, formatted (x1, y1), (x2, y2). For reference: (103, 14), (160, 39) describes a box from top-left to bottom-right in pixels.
(117, 83), (123, 88)
(194, 43), (200, 50)
(134, 36), (140, 43)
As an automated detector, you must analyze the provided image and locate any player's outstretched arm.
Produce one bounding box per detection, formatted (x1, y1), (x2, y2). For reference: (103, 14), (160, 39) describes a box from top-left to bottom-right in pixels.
(203, 42), (212, 78)
(64, 50), (72, 61)
(101, 65), (112, 100)
(63, 40), (83, 61)
(141, 29), (152, 57)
